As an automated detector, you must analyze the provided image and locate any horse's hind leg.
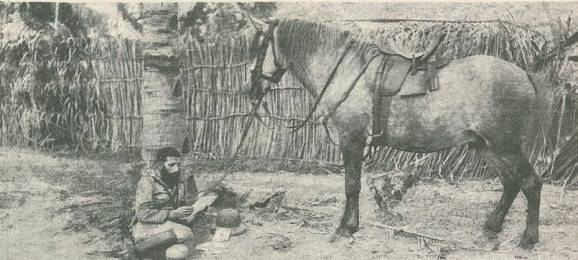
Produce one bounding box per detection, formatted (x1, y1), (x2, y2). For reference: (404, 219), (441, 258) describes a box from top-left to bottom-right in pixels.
(479, 144), (542, 248)
(329, 131), (365, 243)
(519, 157), (542, 248)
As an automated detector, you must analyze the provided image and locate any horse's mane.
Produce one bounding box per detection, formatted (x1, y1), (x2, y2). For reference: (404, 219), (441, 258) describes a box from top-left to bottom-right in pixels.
(275, 19), (384, 63)
(276, 19), (347, 62)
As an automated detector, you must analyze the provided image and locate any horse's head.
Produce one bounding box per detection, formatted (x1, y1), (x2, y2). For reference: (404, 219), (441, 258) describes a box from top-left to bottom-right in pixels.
(248, 18), (287, 102)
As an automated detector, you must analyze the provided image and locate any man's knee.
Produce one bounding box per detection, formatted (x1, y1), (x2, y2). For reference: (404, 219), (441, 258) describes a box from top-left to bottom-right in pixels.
(133, 221), (193, 244)
(172, 223), (193, 242)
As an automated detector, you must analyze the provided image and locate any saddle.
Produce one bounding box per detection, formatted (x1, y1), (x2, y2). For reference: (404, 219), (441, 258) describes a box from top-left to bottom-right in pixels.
(369, 35), (450, 146)
(374, 35), (450, 97)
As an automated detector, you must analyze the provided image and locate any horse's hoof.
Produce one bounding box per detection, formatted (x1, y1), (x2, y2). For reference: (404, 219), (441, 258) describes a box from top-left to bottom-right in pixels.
(483, 227), (500, 240)
(483, 221), (503, 240)
(518, 234), (538, 249)
(328, 229), (355, 244)
(518, 240), (536, 249)
(483, 222), (502, 234)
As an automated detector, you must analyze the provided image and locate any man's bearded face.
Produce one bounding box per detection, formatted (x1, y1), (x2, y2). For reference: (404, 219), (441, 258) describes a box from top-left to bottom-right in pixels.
(161, 156), (180, 185)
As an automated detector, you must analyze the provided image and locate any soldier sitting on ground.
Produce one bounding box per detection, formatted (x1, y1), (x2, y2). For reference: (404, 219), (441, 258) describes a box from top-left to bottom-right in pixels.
(132, 147), (195, 260)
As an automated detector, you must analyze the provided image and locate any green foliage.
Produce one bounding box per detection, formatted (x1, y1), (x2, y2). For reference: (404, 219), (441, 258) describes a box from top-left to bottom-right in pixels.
(179, 2), (277, 40)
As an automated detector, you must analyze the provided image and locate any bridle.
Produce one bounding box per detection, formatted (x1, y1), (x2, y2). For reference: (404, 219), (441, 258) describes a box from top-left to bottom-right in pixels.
(247, 19), (382, 141)
(203, 21), (288, 192)
(231, 20), (287, 160)
(249, 20), (286, 103)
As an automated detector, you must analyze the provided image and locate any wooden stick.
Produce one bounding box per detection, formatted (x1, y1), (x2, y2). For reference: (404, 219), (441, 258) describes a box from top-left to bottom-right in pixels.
(369, 222), (460, 244)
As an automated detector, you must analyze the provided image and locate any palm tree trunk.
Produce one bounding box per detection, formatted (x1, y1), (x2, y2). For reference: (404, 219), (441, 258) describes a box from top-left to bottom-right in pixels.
(137, 3), (186, 162)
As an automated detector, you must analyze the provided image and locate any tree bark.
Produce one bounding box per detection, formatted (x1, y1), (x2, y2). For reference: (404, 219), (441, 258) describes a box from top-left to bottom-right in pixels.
(136, 3), (186, 162)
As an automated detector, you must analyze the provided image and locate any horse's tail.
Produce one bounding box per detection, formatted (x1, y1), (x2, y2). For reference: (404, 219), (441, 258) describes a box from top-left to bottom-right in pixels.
(525, 71), (556, 160)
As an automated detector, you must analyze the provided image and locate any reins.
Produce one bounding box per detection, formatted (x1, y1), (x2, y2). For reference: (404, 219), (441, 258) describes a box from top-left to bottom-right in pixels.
(196, 79), (263, 194)
(253, 38), (356, 136)
(200, 22), (383, 191)
(251, 31), (384, 145)
(283, 39), (355, 133)
(196, 23), (278, 194)
(321, 48), (382, 144)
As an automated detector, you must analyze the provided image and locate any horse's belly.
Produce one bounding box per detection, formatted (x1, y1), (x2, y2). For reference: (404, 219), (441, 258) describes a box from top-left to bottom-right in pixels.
(375, 62), (488, 152)
(372, 96), (473, 152)
(383, 114), (468, 152)
(383, 125), (465, 152)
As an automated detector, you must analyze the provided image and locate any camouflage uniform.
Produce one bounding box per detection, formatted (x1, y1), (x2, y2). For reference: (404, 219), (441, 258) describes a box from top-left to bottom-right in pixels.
(132, 168), (193, 243)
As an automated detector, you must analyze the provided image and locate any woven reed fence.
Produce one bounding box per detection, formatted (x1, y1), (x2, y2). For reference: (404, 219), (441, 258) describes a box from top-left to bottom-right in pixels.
(90, 39), (144, 150)
(178, 35), (341, 162)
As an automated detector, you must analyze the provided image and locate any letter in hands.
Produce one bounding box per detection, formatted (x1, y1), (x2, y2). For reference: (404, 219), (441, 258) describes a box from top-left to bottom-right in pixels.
(169, 206), (195, 221)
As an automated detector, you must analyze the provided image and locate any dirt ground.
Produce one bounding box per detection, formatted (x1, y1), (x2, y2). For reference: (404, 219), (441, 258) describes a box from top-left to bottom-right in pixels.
(1, 148), (578, 260)
(0, 149), (115, 260)
(193, 173), (578, 260)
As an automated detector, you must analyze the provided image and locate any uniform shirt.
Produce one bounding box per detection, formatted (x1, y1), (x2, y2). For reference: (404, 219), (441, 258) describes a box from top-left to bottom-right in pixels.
(134, 168), (187, 224)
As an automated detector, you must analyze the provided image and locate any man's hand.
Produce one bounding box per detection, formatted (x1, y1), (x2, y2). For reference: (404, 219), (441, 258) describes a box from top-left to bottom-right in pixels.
(168, 206), (194, 220)
(185, 194), (219, 224)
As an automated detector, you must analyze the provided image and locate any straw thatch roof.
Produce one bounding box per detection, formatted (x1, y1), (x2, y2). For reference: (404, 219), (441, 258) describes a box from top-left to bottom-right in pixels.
(275, 2), (578, 38)
(337, 19), (548, 70)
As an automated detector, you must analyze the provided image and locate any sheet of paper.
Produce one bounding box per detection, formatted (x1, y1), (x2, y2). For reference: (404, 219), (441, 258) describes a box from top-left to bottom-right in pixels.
(213, 227), (232, 242)
(186, 194), (218, 224)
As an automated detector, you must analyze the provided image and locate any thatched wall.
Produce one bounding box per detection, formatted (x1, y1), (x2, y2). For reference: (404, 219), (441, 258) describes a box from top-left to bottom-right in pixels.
(0, 23), (105, 151)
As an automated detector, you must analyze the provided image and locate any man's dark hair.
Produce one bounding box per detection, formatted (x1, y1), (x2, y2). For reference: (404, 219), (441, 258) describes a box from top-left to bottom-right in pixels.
(156, 147), (182, 162)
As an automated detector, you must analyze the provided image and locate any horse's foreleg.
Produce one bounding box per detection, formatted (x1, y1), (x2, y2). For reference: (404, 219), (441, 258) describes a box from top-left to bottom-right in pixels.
(329, 132), (365, 243)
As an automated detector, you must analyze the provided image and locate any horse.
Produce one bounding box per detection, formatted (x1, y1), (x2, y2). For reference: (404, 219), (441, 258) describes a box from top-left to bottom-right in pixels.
(248, 18), (577, 249)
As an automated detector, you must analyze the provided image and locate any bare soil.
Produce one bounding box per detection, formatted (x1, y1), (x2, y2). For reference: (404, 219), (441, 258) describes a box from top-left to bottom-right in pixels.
(194, 172), (578, 260)
(1, 148), (578, 259)
(0, 149), (117, 260)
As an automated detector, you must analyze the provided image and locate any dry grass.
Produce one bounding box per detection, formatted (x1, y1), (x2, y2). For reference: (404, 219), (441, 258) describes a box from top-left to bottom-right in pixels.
(342, 19), (548, 70)
(0, 16), (144, 152)
(0, 14), (101, 150)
